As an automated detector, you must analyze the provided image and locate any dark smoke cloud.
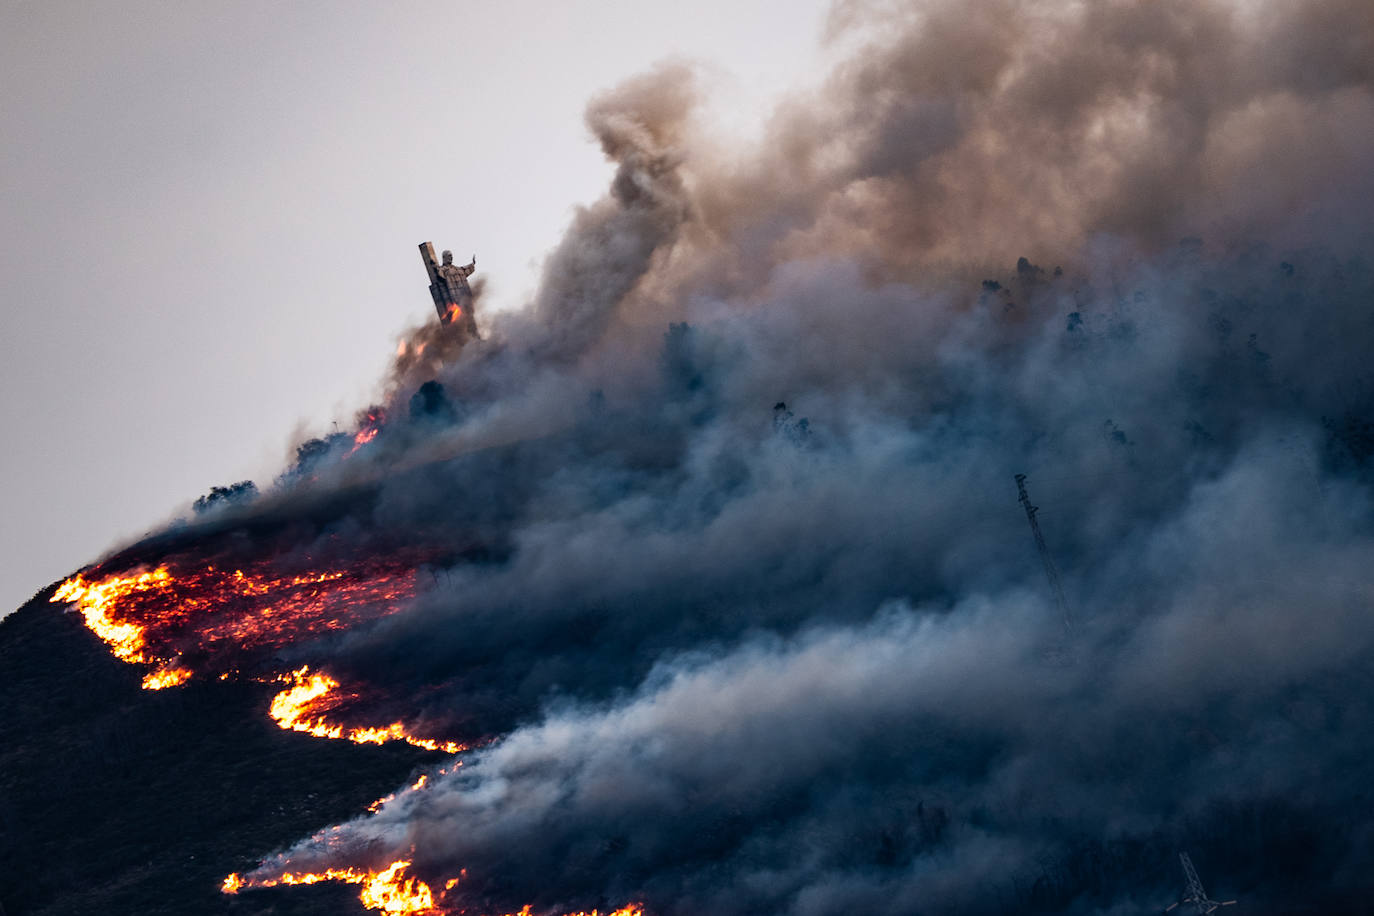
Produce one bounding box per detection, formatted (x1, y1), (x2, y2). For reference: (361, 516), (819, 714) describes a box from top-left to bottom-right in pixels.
(642, 0), (1374, 302)
(134, 0), (1374, 912)
(252, 241), (1374, 912)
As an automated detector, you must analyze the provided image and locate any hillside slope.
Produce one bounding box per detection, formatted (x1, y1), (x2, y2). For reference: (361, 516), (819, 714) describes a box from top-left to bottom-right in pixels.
(0, 585), (435, 916)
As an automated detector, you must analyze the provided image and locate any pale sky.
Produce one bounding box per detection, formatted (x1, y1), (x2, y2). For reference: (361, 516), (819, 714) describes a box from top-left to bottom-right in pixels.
(0, 0), (835, 614)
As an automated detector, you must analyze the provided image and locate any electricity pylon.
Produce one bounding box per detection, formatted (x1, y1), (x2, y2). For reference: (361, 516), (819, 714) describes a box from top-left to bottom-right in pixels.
(1014, 474), (1072, 636)
(1165, 852), (1236, 914)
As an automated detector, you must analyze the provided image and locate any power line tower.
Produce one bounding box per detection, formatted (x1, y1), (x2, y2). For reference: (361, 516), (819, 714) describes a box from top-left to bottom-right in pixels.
(1014, 473), (1072, 636)
(1165, 852), (1236, 914)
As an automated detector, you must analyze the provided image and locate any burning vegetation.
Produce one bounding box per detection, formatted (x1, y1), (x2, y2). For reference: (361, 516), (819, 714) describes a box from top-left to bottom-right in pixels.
(223, 859), (643, 916)
(26, 0), (1374, 913)
(269, 666), (464, 753)
(223, 859), (438, 914)
(350, 407), (387, 454)
(47, 542), (646, 915)
(220, 767), (641, 916)
(52, 557), (416, 670)
(48, 550), (460, 756)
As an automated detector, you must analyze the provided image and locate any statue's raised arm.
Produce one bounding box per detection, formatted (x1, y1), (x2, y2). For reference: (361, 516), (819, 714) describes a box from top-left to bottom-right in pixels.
(438, 249), (476, 293)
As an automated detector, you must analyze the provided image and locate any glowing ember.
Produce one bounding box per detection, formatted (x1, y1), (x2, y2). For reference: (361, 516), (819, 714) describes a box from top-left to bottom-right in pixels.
(367, 767), (453, 813)
(51, 557), (418, 677)
(224, 859), (438, 915)
(270, 667), (465, 753)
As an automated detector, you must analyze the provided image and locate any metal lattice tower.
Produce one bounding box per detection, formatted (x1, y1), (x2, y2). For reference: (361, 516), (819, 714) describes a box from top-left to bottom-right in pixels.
(1165, 852), (1236, 914)
(1014, 474), (1072, 636)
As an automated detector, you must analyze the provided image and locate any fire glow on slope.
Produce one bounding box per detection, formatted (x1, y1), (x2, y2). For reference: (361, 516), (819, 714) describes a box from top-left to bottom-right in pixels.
(222, 860), (644, 916)
(222, 859), (437, 914)
(220, 768), (640, 916)
(49, 556), (459, 751)
(349, 407), (386, 455)
(224, 777), (450, 913)
(52, 566), (172, 665)
(270, 666), (465, 753)
(52, 559), (417, 667)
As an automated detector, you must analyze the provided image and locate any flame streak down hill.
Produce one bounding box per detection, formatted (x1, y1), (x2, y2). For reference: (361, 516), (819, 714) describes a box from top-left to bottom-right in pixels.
(50, 556), (462, 751)
(271, 666), (465, 753)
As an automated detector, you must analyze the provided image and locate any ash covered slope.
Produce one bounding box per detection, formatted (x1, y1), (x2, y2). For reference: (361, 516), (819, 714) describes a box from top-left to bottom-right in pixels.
(0, 585), (432, 916)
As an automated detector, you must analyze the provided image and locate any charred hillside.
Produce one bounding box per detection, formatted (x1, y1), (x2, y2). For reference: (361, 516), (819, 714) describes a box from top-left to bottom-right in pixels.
(0, 586), (433, 916)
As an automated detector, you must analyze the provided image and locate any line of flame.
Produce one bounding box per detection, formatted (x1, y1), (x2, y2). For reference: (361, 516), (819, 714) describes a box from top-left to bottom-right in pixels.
(224, 861), (643, 916)
(223, 859), (437, 914)
(269, 667), (465, 753)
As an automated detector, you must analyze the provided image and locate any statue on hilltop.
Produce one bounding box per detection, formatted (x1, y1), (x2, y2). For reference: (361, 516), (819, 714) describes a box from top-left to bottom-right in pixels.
(419, 242), (480, 340)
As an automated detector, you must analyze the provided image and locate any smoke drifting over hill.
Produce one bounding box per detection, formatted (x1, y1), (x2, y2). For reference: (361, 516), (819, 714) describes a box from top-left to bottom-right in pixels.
(52, 1), (1374, 913)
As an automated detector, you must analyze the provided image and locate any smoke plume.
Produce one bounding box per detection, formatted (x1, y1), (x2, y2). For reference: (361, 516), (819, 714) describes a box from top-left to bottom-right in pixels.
(73, 1), (1374, 913)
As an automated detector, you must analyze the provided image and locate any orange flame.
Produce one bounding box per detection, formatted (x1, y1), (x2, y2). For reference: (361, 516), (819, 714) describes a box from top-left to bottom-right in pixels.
(142, 664), (192, 690)
(224, 859), (438, 915)
(50, 559), (464, 749)
(367, 767), (451, 813)
(51, 559), (418, 678)
(52, 566), (170, 664)
(50, 558), (540, 914)
(348, 407), (386, 455)
(269, 667), (465, 753)
(224, 858), (643, 916)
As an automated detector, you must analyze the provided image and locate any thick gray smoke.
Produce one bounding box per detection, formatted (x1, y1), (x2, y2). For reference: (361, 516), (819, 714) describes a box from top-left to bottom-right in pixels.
(203, 0), (1374, 912)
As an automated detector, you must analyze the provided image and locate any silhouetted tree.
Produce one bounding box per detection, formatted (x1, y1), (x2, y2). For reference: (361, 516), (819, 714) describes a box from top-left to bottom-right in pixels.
(192, 480), (258, 514)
